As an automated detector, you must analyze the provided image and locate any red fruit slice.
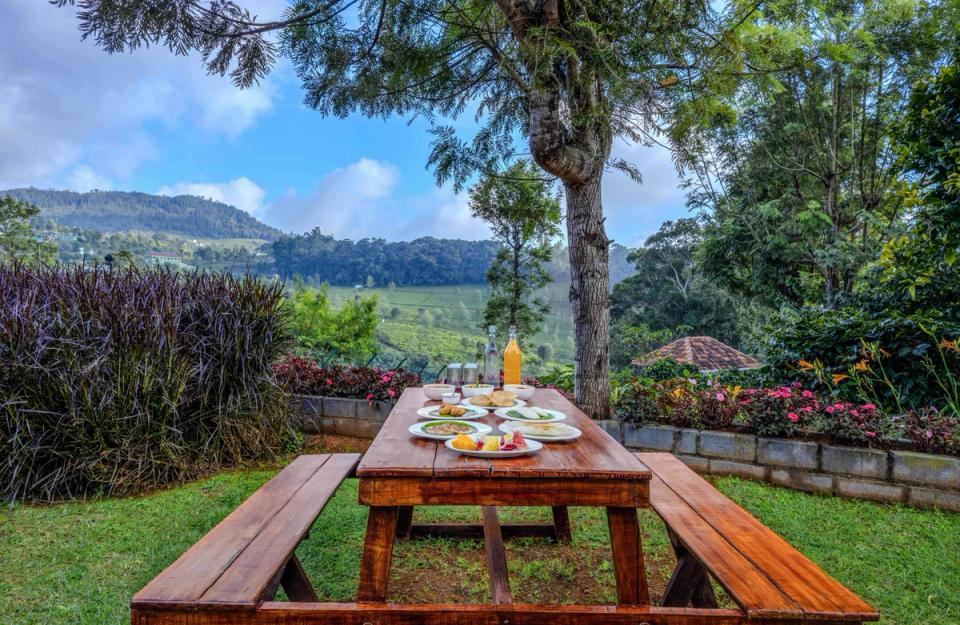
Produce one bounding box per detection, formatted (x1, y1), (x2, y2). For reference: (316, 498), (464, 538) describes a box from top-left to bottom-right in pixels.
(511, 430), (526, 448)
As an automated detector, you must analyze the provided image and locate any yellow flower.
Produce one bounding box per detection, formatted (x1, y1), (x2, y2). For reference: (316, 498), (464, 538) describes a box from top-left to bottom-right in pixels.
(940, 339), (958, 352)
(671, 387), (684, 398)
(832, 373), (850, 384)
(798, 359), (816, 370)
(731, 385), (743, 399)
(853, 359), (871, 373)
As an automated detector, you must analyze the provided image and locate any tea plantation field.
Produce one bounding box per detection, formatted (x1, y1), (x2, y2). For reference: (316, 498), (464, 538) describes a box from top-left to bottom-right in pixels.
(326, 283), (575, 378)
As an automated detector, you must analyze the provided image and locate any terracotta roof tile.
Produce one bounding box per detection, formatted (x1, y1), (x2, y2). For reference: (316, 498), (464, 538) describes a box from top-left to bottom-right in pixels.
(634, 336), (760, 371)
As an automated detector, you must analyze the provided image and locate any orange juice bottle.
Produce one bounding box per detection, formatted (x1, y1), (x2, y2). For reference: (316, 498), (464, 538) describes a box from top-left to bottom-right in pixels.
(503, 325), (522, 385)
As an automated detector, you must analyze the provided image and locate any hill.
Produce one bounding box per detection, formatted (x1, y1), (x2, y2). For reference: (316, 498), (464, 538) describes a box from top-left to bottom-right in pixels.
(4, 188), (281, 240)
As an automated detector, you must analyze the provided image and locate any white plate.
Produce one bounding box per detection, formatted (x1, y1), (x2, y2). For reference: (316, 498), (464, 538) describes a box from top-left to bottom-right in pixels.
(444, 437), (543, 458)
(494, 407), (566, 422)
(416, 405), (488, 420)
(409, 420), (492, 441)
(498, 421), (582, 441)
(461, 397), (527, 411)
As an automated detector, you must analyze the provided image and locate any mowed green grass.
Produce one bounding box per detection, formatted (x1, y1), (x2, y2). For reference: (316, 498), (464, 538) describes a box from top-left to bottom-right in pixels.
(326, 283), (576, 374)
(2, 463), (958, 625)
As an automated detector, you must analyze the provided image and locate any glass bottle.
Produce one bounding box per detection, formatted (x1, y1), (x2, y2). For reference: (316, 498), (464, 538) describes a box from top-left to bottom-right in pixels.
(503, 325), (522, 385)
(483, 325), (500, 386)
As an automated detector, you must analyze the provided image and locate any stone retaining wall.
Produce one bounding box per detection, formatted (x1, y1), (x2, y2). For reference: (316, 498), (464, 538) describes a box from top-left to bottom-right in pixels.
(291, 394), (392, 439)
(290, 397), (960, 513)
(600, 422), (960, 512)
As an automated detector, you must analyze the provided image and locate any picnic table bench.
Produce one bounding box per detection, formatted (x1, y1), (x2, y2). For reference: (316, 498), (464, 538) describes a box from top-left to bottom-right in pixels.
(131, 388), (878, 625)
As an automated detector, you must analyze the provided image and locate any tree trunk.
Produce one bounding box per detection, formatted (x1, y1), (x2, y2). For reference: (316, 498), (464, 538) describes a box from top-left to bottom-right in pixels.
(564, 174), (611, 418)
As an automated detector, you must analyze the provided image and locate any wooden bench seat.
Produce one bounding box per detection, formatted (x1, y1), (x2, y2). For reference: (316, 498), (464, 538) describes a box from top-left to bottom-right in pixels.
(638, 452), (879, 623)
(132, 453), (359, 611)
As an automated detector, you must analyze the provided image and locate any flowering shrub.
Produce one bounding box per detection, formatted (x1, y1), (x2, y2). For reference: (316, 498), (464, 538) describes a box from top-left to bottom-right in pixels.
(275, 354), (420, 402)
(816, 401), (895, 447)
(738, 383), (817, 437)
(614, 378), (739, 429)
(615, 379), (669, 424)
(903, 407), (960, 455)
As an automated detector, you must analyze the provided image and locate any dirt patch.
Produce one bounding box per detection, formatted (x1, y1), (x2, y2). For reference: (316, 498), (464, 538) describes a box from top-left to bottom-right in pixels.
(388, 535), (674, 605)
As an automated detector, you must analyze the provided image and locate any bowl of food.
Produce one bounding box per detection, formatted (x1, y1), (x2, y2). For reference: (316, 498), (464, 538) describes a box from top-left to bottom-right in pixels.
(502, 383), (535, 400)
(461, 383), (495, 398)
(423, 383), (455, 400)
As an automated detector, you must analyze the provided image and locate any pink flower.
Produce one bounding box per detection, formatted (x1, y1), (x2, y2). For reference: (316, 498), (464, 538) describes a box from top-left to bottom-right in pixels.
(366, 393), (374, 401)
(865, 431), (877, 438)
(787, 412), (799, 422)
(861, 403), (876, 411)
(326, 378), (333, 385)
(851, 409), (859, 417)
(387, 389), (396, 397)
(925, 430), (933, 439)
(381, 375), (391, 383)
(716, 392), (726, 401)
(802, 390), (814, 399)
(826, 406), (835, 414)
(802, 406), (813, 413)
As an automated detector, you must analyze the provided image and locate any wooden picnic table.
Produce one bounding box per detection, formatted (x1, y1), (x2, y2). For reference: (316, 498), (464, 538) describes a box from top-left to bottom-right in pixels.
(131, 386), (879, 625)
(355, 387), (653, 605)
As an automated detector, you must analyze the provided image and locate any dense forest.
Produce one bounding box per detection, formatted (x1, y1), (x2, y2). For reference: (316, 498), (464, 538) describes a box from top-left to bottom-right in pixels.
(5, 188), (281, 240)
(270, 230), (636, 288)
(270, 229), (500, 286)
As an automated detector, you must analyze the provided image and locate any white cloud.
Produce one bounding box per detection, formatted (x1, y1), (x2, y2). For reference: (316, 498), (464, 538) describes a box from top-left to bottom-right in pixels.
(0, 0), (279, 188)
(261, 158), (401, 236)
(255, 158), (491, 240)
(158, 177), (266, 216)
(600, 136), (689, 248)
(65, 166), (113, 192)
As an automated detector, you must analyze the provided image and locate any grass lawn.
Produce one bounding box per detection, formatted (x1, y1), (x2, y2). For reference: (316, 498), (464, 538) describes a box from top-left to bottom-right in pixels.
(2, 442), (958, 625)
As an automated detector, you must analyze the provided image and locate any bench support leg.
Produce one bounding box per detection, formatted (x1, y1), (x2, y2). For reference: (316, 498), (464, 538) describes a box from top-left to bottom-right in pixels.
(482, 506), (513, 604)
(357, 506), (399, 602)
(662, 529), (718, 609)
(551, 506), (572, 544)
(280, 554), (319, 602)
(606, 507), (650, 606)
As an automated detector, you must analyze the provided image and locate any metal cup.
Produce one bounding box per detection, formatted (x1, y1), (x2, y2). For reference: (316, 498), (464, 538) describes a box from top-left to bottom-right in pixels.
(463, 363), (479, 386)
(445, 363), (463, 387)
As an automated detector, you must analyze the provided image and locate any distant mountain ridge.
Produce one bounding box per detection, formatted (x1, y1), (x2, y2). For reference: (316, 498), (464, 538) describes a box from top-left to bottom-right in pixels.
(4, 188), (281, 240)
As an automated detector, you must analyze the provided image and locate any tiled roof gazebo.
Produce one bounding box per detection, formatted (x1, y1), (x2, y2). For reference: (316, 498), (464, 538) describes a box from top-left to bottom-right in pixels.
(634, 336), (760, 371)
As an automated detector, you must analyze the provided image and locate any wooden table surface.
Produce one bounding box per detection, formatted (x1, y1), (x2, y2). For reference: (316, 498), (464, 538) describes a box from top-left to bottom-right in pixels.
(357, 387), (652, 482)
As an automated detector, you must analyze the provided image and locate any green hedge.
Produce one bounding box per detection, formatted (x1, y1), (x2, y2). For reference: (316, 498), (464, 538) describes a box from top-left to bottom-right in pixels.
(0, 264), (293, 502)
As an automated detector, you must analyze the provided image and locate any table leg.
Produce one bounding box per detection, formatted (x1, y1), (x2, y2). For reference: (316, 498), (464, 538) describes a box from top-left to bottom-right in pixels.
(357, 506), (399, 602)
(482, 506), (513, 604)
(606, 507), (649, 606)
(395, 506), (414, 540)
(551, 506), (572, 543)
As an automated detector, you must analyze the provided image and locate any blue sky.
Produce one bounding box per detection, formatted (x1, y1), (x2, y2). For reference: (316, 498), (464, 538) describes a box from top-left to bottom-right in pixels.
(1, 0), (690, 246)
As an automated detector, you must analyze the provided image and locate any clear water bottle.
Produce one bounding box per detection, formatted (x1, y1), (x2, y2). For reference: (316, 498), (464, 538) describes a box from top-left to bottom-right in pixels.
(483, 325), (500, 387)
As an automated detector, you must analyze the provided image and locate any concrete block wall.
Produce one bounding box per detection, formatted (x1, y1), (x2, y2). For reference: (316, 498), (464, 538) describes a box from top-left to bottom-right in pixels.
(615, 423), (960, 513)
(292, 394), (392, 439)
